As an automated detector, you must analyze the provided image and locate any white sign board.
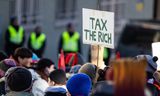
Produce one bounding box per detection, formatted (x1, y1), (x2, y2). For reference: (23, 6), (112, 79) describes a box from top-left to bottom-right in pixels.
(82, 8), (114, 48)
(152, 42), (160, 70)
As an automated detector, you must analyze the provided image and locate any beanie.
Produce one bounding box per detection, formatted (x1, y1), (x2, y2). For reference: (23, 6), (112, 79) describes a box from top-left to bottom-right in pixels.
(136, 55), (157, 73)
(66, 73), (91, 96)
(78, 63), (96, 82)
(5, 67), (32, 92)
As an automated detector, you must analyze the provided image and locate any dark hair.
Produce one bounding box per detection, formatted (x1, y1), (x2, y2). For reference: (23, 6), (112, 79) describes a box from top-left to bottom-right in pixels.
(49, 69), (66, 85)
(10, 17), (17, 24)
(36, 58), (54, 70)
(67, 23), (72, 29)
(97, 66), (111, 81)
(13, 47), (32, 62)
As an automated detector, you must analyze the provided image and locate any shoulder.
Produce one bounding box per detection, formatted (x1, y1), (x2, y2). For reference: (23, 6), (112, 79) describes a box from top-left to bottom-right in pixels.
(32, 78), (49, 91)
(32, 79), (49, 96)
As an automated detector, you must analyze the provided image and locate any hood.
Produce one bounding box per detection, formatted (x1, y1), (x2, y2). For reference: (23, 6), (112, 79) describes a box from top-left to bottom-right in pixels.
(45, 86), (67, 93)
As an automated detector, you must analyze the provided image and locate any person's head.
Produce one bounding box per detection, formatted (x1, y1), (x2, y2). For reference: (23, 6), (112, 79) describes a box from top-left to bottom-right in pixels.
(35, 26), (41, 34)
(13, 47), (32, 67)
(113, 58), (147, 96)
(36, 58), (55, 76)
(98, 66), (113, 81)
(66, 73), (92, 96)
(0, 59), (16, 78)
(78, 63), (97, 84)
(5, 67), (32, 92)
(10, 17), (18, 26)
(0, 51), (8, 61)
(49, 69), (66, 85)
(66, 23), (74, 33)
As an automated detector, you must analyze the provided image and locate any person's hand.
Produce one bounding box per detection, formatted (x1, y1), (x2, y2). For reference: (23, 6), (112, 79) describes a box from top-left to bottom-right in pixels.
(66, 92), (71, 96)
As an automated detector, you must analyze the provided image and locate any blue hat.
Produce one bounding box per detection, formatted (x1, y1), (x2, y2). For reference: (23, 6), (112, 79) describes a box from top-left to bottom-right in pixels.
(66, 73), (91, 96)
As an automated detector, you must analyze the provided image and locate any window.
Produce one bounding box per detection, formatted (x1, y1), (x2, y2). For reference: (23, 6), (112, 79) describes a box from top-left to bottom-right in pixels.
(9, 0), (41, 29)
(56, 0), (77, 19)
(100, 0), (126, 28)
(100, 0), (126, 46)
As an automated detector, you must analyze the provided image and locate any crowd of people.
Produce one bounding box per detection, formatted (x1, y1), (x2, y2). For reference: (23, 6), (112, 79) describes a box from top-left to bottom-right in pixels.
(0, 47), (159, 96)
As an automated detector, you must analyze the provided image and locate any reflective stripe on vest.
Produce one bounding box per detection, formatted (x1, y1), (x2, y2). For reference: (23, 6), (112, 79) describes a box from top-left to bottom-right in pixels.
(9, 25), (24, 44)
(31, 32), (46, 50)
(62, 31), (79, 52)
(103, 48), (109, 59)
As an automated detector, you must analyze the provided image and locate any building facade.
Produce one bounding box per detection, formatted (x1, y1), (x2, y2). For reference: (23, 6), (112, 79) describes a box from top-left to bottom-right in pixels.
(0, 0), (155, 64)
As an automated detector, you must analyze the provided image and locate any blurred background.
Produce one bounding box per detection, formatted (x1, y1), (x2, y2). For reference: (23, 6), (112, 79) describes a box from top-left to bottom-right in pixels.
(0, 0), (159, 64)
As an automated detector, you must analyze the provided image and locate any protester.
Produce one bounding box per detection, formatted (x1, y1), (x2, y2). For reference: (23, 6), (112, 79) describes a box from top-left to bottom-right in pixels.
(58, 23), (81, 54)
(78, 63), (97, 84)
(5, 67), (33, 96)
(66, 73), (92, 96)
(45, 69), (67, 96)
(0, 59), (16, 95)
(5, 17), (25, 56)
(0, 59), (17, 78)
(113, 58), (149, 96)
(136, 55), (159, 95)
(13, 47), (32, 68)
(28, 26), (46, 58)
(31, 58), (55, 96)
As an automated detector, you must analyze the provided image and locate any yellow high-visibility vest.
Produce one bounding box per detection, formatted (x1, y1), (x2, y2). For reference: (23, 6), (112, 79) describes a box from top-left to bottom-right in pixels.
(31, 32), (46, 50)
(62, 31), (79, 52)
(8, 25), (24, 44)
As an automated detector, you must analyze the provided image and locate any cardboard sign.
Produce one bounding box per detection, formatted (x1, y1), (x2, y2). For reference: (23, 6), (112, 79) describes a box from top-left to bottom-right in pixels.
(91, 45), (104, 68)
(152, 42), (160, 70)
(82, 8), (114, 48)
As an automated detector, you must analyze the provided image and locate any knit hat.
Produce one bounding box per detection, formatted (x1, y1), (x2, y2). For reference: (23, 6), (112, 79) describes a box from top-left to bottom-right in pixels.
(5, 67), (32, 92)
(136, 55), (158, 73)
(66, 73), (92, 96)
(78, 63), (97, 82)
(0, 59), (16, 77)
